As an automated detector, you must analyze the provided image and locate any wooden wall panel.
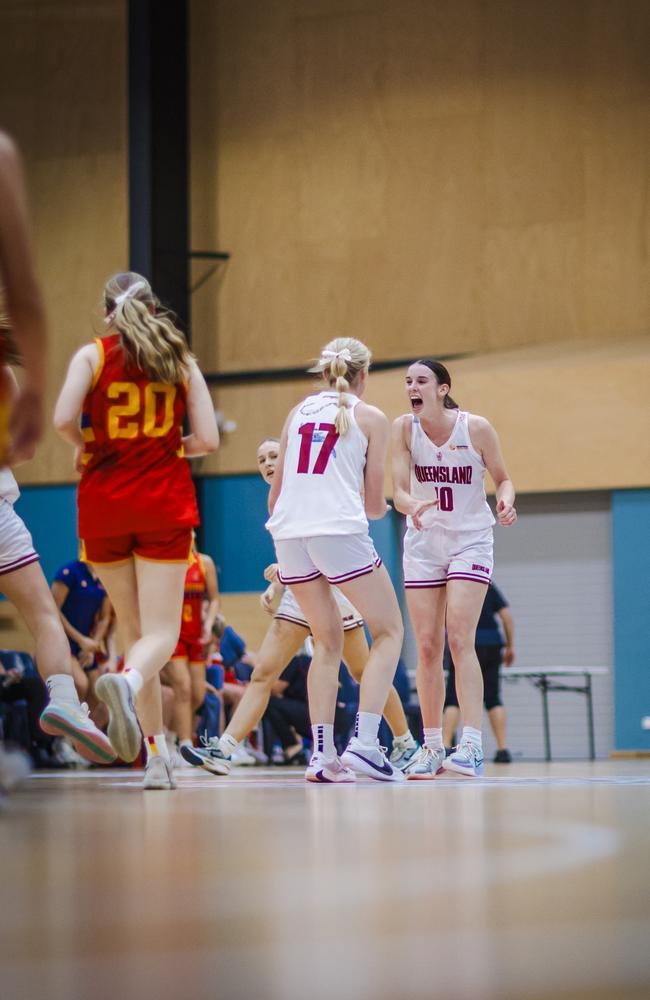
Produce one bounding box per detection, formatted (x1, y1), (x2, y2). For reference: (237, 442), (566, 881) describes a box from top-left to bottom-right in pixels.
(190, 0), (650, 374)
(0, 0), (128, 485)
(207, 336), (650, 493)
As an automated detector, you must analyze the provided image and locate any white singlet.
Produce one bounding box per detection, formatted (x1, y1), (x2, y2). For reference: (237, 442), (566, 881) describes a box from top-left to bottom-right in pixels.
(408, 411), (494, 532)
(266, 391), (368, 540)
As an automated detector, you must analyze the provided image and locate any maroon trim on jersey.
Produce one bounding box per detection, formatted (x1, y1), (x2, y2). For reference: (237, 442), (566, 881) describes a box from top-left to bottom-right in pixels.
(277, 568), (322, 585)
(0, 551), (39, 576)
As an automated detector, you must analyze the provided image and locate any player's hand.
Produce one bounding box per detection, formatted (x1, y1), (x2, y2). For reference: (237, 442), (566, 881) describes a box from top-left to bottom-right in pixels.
(73, 446), (85, 474)
(411, 498), (439, 531)
(496, 500), (517, 526)
(6, 386), (44, 465)
(263, 563), (279, 583)
(260, 585), (276, 615)
(503, 645), (515, 667)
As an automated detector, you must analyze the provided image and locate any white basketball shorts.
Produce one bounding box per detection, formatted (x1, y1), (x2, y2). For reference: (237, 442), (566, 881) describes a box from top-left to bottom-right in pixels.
(0, 498), (39, 577)
(274, 585), (364, 631)
(275, 533), (382, 588)
(403, 524), (493, 589)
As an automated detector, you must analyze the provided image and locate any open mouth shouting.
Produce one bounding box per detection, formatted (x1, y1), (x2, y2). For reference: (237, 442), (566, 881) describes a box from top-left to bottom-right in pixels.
(410, 395), (423, 413)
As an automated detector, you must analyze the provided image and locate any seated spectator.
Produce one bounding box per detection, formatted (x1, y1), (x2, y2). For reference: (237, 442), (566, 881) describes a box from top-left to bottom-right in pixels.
(262, 652), (311, 766)
(51, 559), (113, 708)
(0, 652), (59, 767)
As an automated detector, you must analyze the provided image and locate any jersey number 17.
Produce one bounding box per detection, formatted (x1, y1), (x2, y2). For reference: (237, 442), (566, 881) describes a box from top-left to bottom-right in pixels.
(297, 422), (339, 475)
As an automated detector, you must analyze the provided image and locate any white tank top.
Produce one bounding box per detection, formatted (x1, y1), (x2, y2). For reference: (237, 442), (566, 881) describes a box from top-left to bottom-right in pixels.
(407, 410), (494, 531)
(267, 391), (369, 539)
(0, 467), (19, 504)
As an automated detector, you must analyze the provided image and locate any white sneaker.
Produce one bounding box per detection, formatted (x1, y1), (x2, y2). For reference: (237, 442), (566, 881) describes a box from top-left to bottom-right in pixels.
(40, 699), (116, 764)
(389, 739), (420, 771)
(176, 745), (197, 768)
(404, 745), (446, 780)
(143, 755), (176, 790)
(305, 752), (356, 783)
(95, 673), (142, 762)
(442, 740), (484, 777)
(341, 737), (405, 782)
(230, 743), (257, 766)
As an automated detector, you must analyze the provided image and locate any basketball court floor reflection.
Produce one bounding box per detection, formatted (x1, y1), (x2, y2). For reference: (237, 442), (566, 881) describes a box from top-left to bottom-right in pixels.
(2, 761), (649, 1000)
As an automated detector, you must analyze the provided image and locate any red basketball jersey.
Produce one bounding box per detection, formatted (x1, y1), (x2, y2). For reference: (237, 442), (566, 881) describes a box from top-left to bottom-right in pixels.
(78, 334), (199, 538)
(179, 551), (207, 642)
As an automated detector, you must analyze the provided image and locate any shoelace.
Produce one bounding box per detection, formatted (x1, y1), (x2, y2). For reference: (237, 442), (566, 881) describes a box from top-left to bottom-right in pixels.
(456, 741), (482, 761)
(199, 731), (220, 750)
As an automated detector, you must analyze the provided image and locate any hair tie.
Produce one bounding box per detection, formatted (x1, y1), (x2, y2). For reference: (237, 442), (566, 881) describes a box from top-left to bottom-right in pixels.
(114, 280), (147, 306)
(321, 348), (352, 363)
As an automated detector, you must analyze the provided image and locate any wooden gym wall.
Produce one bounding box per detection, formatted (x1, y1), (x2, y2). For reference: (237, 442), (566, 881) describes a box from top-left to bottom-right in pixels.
(0, 0), (128, 487)
(190, 0), (650, 490)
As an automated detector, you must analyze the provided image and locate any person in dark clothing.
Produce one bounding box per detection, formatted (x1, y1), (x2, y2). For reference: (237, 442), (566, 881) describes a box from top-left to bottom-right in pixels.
(443, 581), (515, 763)
(263, 653), (310, 765)
(0, 654), (56, 766)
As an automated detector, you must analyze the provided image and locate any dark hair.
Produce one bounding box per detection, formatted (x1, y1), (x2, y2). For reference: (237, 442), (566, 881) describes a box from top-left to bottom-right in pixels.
(413, 359), (459, 409)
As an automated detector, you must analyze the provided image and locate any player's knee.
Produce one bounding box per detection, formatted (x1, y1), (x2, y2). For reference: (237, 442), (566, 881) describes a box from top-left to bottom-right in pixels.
(447, 628), (474, 662)
(417, 635), (444, 666)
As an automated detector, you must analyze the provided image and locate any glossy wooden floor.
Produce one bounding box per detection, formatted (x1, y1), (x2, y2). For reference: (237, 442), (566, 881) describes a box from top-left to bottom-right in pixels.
(2, 760), (650, 1000)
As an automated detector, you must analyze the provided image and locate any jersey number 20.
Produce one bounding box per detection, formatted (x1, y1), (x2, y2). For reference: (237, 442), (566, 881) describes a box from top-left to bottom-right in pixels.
(297, 422), (339, 475)
(107, 382), (177, 439)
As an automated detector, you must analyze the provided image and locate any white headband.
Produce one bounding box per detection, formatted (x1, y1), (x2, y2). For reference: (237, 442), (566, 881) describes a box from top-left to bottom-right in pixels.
(321, 348), (352, 364)
(114, 280), (147, 305)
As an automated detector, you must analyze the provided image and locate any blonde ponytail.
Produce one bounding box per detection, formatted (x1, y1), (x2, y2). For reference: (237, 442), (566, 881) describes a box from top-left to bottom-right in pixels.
(308, 337), (371, 436)
(103, 272), (194, 385)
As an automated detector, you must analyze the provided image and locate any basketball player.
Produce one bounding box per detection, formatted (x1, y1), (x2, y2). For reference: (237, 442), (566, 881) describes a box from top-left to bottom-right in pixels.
(392, 360), (516, 778)
(0, 131), (115, 768)
(267, 338), (405, 783)
(54, 272), (219, 789)
(182, 436), (418, 776)
(161, 538), (220, 760)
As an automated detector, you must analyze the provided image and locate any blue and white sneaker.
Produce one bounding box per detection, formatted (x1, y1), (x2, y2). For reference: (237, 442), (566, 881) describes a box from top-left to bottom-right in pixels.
(305, 752), (355, 783)
(180, 737), (231, 776)
(341, 737), (405, 782)
(389, 739), (421, 771)
(442, 740), (484, 777)
(404, 745), (446, 780)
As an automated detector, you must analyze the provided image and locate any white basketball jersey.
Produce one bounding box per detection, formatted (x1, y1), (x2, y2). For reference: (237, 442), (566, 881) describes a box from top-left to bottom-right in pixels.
(266, 391), (368, 539)
(0, 466), (19, 504)
(408, 410), (494, 531)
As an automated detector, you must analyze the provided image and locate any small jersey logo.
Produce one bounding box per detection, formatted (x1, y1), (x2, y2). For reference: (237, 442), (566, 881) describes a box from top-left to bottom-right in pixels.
(436, 451), (443, 461)
(472, 564), (490, 574)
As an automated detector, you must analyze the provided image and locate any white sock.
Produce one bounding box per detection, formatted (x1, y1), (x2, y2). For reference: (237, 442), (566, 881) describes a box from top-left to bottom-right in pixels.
(423, 727), (444, 751)
(393, 730), (415, 748)
(179, 739), (193, 749)
(146, 734), (170, 762)
(219, 733), (239, 757)
(355, 711), (381, 745)
(124, 668), (144, 697)
(46, 673), (80, 707)
(311, 723), (335, 758)
(461, 726), (482, 749)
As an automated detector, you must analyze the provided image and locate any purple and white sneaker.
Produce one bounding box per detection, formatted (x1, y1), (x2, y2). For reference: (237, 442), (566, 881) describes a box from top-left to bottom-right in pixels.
(305, 752), (356, 783)
(442, 740), (484, 777)
(341, 737), (405, 783)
